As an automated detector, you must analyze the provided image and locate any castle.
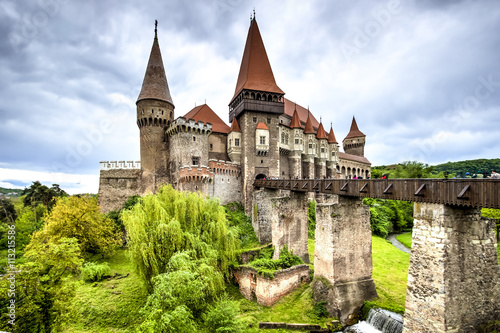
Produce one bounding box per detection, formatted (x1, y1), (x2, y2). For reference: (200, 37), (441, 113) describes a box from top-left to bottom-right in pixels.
(98, 18), (371, 213)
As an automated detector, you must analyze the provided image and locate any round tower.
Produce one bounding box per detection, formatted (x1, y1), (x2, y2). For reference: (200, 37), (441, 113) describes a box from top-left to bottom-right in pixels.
(136, 21), (175, 192)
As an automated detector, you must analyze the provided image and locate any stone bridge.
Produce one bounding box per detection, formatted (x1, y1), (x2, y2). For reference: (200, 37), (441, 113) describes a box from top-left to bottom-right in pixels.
(252, 178), (500, 332)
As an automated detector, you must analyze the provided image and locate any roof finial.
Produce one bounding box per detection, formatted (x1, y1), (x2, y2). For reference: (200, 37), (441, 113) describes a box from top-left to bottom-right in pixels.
(253, 8), (256, 20)
(320, 116), (322, 123)
(155, 20), (158, 39)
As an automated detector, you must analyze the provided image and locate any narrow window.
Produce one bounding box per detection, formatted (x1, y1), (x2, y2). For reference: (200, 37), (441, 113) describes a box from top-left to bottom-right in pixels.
(151, 109), (154, 114)
(229, 139), (232, 147)
(192, 157), (199, 165)
(210, 143), (213, 150)
(253, 117), (257, 123)
(260, 136), (266, 145)
(309, 144), (313, 149)
(235, 138), (240, 146)
(321, 148), (325, 153)
(295, 139), (299, 144)
(193, 136), (196, 142)
(267, 118), (271, 124)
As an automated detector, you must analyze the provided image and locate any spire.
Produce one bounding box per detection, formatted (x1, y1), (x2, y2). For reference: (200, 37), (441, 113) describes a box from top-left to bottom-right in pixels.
(137, 21), (174, 106)
(344, 116), (365, 139)
(304, 111), (315, 134)
(316, 121), (327, 140)
(231, 18), (284, 102)
(290, 106), (302, 128)
(328, 126), (338, 144)
(230, 117), (241, 132)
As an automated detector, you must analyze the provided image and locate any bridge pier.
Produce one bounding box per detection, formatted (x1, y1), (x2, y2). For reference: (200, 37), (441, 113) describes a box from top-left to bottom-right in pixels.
(313, 196), (377, 324)
(403, 202), (500, 333)
(252, 188), (309, 262)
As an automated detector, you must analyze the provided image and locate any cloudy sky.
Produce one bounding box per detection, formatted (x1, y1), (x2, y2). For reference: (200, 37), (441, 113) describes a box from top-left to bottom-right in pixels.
(1, 0), (499, 194)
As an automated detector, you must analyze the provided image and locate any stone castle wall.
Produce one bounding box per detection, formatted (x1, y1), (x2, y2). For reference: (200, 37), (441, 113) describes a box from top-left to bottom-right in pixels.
(98, 166), (142, 213)
(234, 264), (310, 306)
(208, 160), (241, 204)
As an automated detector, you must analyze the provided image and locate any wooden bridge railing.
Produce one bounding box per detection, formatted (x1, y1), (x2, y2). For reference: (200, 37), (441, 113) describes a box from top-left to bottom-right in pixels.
(253, 178), (500, 209)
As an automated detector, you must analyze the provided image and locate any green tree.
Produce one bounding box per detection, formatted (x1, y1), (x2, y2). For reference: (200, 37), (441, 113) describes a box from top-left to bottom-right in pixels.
(122, 185), (239, 291)
(30, 196), (120, 256)
(0, 237), (83, 332)
(0, 198), (18, 250)
(393, 161), (434, 178)
(11, 204), (47, 250)
(21, 181), (68, 211)
(308, 199), (316, 239)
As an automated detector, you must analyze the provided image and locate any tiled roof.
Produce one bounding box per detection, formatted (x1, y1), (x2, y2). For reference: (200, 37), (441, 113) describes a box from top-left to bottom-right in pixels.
(328, 127), (338, 144)
(256, 122), (269, 130)
(316, 122), (327, 140)
(183, 104), (230, 134)
(289, 108), (302, 129)
(137, 30), (174, 105)
(344, 116), (365, 139)
(339, 152), (371, 165)
(304, 113), (315, 134)
(231, 19), (284, 102)
(230, 117), (241, 132)
(284, 99), (319, 129)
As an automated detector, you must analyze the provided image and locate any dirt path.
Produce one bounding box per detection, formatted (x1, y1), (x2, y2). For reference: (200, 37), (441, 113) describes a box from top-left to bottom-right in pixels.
(386, 234), (411, 254)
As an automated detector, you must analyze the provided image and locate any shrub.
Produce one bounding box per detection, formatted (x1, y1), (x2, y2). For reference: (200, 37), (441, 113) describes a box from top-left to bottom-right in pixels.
(81, 262), (110, 282)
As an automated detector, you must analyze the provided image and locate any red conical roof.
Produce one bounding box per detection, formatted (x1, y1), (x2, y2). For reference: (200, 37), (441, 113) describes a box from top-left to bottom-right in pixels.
(304, 112), (315, 134)
(137, 23), (174, 106)
(231, 19), (284, 102)
(290, 108), (302, 129)
(328, 127), (338, 144)
(344, 116), (365, 139)
(183, 104), (230, 134)
(256, 122), (269, 130)
(316, 122), (327, 140)
(230, 117), (241, 132)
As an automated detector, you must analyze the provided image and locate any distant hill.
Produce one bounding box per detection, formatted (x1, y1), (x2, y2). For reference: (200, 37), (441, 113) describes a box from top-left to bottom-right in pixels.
(373, 158), (500, 178)
(432, 158), (500, 177)
(0, 187), (24, 197)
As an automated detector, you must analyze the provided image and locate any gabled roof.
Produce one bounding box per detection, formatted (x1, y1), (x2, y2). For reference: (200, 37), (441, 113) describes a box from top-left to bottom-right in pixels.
(304, 112), (315, 134)
(183, 104), (230, 134)
(290, 108), (302, 129)
(230, 117), (241, 132)
(284, 99), (319, 129)
(328, 127), (338, 144)
(231, 18), (284, 102)
(339, 152), (371, 165)
(256, 122), (269, 130)
(316, 122), (327, 140)
(344, 116), (365, 139)
(137, 23), (174, 105)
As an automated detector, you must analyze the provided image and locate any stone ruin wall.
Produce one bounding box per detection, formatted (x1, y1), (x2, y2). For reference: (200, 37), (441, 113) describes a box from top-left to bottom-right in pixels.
(98, 161), (142, 213)
(403, 203), (500, 333)
(233, 264), (310, 306)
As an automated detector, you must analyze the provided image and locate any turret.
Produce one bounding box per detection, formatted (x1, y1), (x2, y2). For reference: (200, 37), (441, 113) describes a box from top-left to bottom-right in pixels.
(343, 116), (366, 157)
(228, 118), (242, 163)
(136, 21), (174, 192)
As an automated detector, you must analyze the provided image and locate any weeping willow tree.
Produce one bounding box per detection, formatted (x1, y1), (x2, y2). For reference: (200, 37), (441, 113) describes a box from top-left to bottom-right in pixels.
(122, 185), (239, 291)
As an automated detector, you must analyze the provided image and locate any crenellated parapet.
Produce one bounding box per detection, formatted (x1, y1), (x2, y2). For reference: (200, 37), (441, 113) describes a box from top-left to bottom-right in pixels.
(179, 165), (214, 183)
(166, 117), (212, 136)
(208, 159), (241, 178)
(100, 161), (141, 170)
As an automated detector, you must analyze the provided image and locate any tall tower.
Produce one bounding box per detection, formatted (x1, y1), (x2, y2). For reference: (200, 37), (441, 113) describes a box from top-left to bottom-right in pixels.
(136, 21), (175, 192)
(229, 16), (285, 212)
(343, 116), (366, 156)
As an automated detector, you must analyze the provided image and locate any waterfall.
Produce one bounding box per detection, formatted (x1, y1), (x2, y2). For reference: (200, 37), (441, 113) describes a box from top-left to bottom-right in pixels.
(343, 308), (403, 333)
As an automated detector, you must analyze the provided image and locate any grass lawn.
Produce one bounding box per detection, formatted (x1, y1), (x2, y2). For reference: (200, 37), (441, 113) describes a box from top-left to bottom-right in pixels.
(62, 249), (147, 333)
(369, 236), (410, 314)
(396, 232), (412, 249)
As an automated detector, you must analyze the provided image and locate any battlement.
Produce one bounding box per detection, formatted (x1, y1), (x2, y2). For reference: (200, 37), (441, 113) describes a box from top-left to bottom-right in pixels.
(100, 161), (141, 170)
(166, 117), (212, 136)
(209, 159), (241, 177)
(179, 165), (214, 183)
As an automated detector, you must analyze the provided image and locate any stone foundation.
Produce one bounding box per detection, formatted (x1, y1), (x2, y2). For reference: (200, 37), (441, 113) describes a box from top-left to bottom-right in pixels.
(313, 196), (377, 324)
(403, 202), (500, 333)
(234, 264), (310, 306)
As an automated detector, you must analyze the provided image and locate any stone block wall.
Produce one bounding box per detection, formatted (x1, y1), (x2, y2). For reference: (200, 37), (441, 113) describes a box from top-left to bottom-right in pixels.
(252, 188), (279, 244)
(234, 264), (310, 306)
(403, 203), (500, 333)
(98, 168), (142, 213)
(209, 160), (242, 204)
(313, 196), (377, 324)
(270, 192), (309, 263)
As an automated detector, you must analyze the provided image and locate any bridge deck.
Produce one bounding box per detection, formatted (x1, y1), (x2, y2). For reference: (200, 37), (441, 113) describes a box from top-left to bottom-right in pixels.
(253, 178), (500, 209)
